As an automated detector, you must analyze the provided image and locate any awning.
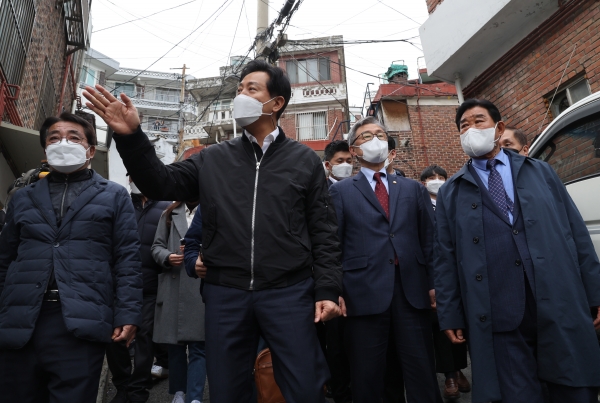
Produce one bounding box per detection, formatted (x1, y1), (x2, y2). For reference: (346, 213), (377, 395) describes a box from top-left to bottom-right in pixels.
(0, 122), (108, 179)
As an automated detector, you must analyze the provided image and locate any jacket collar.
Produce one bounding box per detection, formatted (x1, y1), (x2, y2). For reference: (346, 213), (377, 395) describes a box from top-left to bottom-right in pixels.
(30, 170), (106, 232)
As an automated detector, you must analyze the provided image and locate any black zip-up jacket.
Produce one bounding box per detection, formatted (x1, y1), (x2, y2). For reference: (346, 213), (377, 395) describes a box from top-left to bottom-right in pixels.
(114, 127), (342, 303)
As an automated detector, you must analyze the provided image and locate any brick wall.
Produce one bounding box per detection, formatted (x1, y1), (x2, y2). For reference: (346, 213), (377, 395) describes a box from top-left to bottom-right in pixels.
(17, 0), (78, 130)
(386, 104), (465, 180)
(463, 1), (600, 144)
(426, 0), (444, 14)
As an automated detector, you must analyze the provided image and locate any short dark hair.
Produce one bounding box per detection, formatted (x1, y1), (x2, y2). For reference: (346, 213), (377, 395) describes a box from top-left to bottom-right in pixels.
(240, 59), (291, 120)
(324, 140), (350, 162)
(387, 137), (396, 152)
(455, 99), (502, 131)
(504, 126), (528, 147)
(420, 165), (448, 182)
(39, 112), (97, 148)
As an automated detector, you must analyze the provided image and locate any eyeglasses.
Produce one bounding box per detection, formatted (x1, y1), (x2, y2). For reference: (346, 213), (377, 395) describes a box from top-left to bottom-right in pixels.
(46, 134), (86, 145)
(352, 130), (388, 144)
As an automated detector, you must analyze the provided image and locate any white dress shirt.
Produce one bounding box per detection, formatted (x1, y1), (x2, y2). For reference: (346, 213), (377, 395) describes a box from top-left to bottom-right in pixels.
(361, 166), (389, 193)
(244, 127), (280, 154)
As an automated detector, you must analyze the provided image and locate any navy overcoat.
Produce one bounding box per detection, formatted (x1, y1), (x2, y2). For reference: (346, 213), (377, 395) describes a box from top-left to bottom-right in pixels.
(434, 150), (600, 403)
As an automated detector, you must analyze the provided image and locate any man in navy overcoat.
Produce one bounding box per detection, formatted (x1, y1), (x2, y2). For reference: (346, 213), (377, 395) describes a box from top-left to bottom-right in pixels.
(434, 99), (600, 403)
(330, 117), (441, 403)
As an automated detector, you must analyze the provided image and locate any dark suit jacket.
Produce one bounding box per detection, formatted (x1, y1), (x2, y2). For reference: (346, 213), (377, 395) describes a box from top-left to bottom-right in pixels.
(329, 171), (435, 316)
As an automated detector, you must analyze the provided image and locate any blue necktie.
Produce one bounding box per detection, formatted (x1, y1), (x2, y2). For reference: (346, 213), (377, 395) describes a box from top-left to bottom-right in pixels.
(486, 159), (514, 221)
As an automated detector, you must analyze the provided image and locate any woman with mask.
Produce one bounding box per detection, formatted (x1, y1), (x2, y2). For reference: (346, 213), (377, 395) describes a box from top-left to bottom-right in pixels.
(151, 201), (206, 403)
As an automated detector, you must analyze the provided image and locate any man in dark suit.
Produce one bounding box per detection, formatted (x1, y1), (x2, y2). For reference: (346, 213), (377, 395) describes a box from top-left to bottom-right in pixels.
(434, 99), (600, 403)
(329, 117), (441, 403)
(324, 140), (353, 188)
(322, 140), (353, 403)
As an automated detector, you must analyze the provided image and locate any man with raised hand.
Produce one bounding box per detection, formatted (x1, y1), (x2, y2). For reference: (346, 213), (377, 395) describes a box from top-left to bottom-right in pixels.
(83, 59), (344, 403)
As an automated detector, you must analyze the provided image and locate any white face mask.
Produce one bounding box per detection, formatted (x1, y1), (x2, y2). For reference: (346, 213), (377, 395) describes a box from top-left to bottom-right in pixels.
(357, 138), (389, 163)
(426, 179), (445, 195)
(233, 94), (276, 127)
(460, 123), (499, 157)
(46, 139), (90, 173)
(331, 162), (352, 179)
(383, 152), (393, 170)
(129, 182), (142, 195)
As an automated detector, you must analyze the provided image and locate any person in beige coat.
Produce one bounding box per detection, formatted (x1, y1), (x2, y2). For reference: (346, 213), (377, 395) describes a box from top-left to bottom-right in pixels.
(152, 201), (206, 403)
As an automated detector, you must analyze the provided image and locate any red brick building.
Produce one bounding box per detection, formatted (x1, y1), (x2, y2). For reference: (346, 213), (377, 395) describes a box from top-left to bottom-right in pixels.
(277, 36), (349, 155)
(420, 0), (600, 144)
(368, 69), (462, 179)
(0, 0), (91, 191)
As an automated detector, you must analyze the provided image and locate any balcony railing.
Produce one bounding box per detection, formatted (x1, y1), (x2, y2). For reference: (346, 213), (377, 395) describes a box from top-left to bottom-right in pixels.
(0, 69), (22, 126)
(142, 119), (180, 136)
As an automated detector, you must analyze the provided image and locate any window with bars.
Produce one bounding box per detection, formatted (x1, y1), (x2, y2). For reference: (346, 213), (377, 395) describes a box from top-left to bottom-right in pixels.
(286, 58), (331, 84)
(0, 0), (36, 86)
(296, 111), (327, 141)
(34, 61), (56, 130)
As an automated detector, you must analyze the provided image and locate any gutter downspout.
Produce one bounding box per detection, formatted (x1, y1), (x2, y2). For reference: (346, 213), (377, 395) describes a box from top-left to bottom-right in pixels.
(56, 53), (72, 115)
(416, 85), (430, 166)
(454, 73), (465, 104)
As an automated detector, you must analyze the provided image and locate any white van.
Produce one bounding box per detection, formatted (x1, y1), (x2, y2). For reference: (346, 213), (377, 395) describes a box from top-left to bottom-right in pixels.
(529, 91), (600, 254)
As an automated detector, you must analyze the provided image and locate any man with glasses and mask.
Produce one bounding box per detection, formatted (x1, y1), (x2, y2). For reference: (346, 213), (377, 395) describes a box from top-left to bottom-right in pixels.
(0, 113), (142, 402)
(329, 116), (441, 403)
(83, 59), (344, 403)
(434, 98), (600, 403)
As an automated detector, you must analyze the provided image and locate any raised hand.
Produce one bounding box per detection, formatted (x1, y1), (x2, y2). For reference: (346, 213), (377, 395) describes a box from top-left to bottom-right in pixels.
(82, 84), (140, 135)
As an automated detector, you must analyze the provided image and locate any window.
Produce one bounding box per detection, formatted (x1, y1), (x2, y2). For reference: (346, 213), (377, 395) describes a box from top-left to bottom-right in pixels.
(286, 58), (331, 84)
(111, 82), (136, 97)
(0, 0), (36, 86)
(81, 66), (96, 86)
(34, 61), (56, 130)
(536, 112), (600, 184)
(549, 78), (591, 119)
(211, 99), (231, 111)
(297, 112), (327, 141)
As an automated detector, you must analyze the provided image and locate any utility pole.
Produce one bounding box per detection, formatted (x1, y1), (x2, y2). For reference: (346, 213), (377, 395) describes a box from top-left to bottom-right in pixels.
(257, 0), (269, 57)
(171, 64), (189, 158)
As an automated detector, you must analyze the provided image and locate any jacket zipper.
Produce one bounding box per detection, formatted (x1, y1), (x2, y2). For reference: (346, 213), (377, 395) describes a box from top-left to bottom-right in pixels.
(46, 177), (69, 293)
(60, 177), (69, 220)
(250, 147), (262, 290)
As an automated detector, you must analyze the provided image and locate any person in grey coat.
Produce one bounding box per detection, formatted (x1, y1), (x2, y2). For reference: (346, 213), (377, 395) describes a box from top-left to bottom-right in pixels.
(434, 99), (600, 403)
(152, 201), (206, 403)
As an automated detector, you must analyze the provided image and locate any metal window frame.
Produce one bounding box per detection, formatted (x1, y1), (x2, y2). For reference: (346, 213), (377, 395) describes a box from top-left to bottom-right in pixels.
(295, 111), (328, 140)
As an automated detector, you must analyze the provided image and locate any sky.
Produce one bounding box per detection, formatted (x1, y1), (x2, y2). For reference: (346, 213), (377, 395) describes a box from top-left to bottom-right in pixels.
(88, 0), (430, 107)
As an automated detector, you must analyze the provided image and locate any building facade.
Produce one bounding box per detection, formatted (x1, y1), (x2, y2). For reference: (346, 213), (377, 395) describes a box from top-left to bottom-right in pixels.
(420, 0), (600, 142)
(0, 0), (91, 200)
(368, 65), (461, 179)
(185, 36), (350, 159)
(78, 49), (196, 187)
(278, 36), (350, 155)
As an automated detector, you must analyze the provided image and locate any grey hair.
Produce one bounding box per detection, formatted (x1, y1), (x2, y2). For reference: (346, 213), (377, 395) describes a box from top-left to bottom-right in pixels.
(348, 116), (388, 145)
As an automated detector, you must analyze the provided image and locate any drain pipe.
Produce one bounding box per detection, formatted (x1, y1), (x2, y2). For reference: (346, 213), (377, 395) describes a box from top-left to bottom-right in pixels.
(454, 73), (464, 104)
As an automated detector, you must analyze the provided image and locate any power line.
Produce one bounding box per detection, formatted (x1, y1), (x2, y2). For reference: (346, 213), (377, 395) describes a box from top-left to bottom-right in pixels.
(93, 0), (198, 33)
(376, 0), (423, 26)
(112, 0), (237, 93)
